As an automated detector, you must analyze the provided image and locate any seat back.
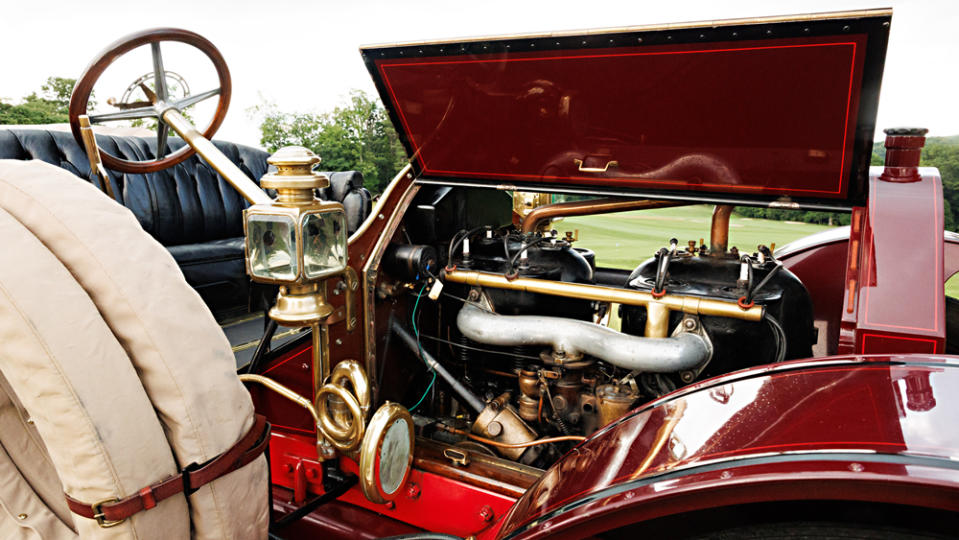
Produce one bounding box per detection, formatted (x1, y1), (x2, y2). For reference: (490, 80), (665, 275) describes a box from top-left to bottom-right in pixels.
(0, 128), (373, 241)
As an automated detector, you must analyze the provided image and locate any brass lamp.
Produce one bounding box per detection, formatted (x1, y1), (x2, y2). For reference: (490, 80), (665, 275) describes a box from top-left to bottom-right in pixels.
(242, 146), (415, 499)
(244, 146), (349, 458)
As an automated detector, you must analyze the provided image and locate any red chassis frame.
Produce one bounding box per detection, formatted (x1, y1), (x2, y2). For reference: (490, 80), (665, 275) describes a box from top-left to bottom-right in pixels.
(251, 133), (959, 538)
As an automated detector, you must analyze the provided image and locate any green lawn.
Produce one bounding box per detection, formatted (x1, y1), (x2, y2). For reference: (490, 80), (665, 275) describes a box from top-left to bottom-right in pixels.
(560, 205), (832, 270)
(560, 205), (959, 298)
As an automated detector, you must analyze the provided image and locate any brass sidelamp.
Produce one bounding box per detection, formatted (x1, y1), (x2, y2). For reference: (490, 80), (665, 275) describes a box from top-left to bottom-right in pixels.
(241, 147), (413, 503)
(243, 146), (357, 458)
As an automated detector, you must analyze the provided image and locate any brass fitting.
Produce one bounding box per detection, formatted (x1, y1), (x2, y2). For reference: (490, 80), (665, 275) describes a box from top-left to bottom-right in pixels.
(472, 393), (539, 463)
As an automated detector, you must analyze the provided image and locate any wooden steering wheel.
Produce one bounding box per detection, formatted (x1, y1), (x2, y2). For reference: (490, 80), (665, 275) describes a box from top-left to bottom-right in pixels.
(69, 28), (232, 174)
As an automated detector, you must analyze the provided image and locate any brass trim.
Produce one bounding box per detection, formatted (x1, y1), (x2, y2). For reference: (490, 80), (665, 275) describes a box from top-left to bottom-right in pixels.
(314, 359), (371, 453)
(316, 384), (364, 450)
(444, 269), (763, 323)
(361, 9), (892, 49)
(238, 374), (319, 425)
(361, 173), (421, 386)
(91, 498), (124, 528)
(312, 322), (330, 393)
(574, 158), (617, 174)
(341, 266), (358, 332)
(77, 115), (115, 200)
(349, 163), (413, 245)
(328, 359), (371, 420)
(357, 402), (415, 504)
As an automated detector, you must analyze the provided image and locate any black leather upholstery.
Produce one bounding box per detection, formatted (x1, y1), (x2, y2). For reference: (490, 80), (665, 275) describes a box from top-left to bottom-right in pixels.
(0, 128), (372, 319)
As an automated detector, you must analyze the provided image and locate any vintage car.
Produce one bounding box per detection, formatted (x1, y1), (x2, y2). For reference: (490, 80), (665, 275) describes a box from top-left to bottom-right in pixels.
(0, 7), (957, 540)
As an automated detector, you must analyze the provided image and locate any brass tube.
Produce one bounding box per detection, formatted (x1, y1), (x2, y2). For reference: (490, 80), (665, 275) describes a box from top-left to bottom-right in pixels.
(644, 301), (671, 338)
(521, 198), (687, 234)
(162, 108), (273, 205)
(312, 322), (330, 394)
(438, 424), (585, 448)
(444, 270), (763, 322)
(239, 374), (319, 425)
(78, 115), (115, 199)
(709, 204), (734, 256)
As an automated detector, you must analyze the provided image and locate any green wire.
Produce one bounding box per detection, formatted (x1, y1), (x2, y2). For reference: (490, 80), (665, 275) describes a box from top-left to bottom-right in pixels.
(409, 282), (434, 412)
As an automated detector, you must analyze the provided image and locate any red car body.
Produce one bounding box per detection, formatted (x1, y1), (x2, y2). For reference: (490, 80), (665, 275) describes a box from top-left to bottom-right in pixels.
(246, 8), (959, 538)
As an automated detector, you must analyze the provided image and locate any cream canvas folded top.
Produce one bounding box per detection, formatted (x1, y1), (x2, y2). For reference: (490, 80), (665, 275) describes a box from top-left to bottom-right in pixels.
(0, 159), (268, 539)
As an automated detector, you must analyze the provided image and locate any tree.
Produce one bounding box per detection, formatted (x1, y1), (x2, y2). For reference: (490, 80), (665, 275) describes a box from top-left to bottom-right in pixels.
(0, 76), (93, 125)
(253, 90), (407, 194)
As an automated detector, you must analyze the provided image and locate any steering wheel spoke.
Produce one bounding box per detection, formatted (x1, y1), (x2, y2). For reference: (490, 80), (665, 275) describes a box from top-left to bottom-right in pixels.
(88, 106), (158, 123)
(174, 88), (221, 110)
(156, 123), (170, 158)
(69, 28), (232, 174)
(150, 42), (170, 102)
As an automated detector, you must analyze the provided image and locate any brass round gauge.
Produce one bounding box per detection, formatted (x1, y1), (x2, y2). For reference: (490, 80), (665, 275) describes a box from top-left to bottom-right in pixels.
(358, 402), (414, 504)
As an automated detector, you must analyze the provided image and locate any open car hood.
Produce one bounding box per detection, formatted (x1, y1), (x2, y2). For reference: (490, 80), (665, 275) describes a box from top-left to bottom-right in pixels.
(361, 9), (891, 210)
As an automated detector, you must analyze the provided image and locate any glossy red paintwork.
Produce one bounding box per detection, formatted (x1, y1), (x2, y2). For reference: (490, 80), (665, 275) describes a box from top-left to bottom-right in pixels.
(373, 35), (869, 203)
(504, 460), (959, 539)
(777, 236), (849, 356)
(839, 168), (945, 354)
(272, 486), (421, 539)
(497, 356), (959, 538)
(267, 430), (517, 538)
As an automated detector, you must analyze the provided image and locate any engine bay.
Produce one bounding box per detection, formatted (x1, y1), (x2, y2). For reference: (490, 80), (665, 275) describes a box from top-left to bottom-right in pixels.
(376, 187), (818, 470)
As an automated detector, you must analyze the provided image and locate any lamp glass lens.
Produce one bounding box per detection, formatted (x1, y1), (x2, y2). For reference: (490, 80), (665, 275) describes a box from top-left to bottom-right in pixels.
(247, 214), (297, 280)
(303, 211), (347, 279)
(379, 418), (411, 495)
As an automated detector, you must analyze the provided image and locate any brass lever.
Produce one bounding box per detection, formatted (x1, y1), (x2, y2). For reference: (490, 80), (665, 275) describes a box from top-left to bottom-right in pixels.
(78, 115), (116, 199)
(574, 158), (618, 173)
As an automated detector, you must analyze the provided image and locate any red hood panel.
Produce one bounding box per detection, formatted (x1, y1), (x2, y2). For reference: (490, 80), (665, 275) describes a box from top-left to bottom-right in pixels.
(362, 11), (890, 209)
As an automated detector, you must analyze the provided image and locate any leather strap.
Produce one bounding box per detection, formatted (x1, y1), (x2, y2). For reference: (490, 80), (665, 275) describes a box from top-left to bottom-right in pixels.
(65, 414), (269, 526)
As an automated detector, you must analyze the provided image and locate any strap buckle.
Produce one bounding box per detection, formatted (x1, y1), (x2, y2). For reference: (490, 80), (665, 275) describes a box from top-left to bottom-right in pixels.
(91, 498), (125, 528)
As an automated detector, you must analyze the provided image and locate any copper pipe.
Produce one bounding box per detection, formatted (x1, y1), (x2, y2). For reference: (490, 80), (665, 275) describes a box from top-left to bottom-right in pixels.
(437, 424), (586, 448)
(709, 204), (734, 256)
(484, 368), (519, 379)
(521, 197), (687, 234)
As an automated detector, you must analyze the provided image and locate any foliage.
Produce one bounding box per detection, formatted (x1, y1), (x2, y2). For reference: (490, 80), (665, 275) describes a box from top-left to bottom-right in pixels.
(253, 90), (407, 194)
(734, 207), (851, 227)
(872, 135), (959, 231)
(741, 135), (959, 230)
(0, 77), (92, 125)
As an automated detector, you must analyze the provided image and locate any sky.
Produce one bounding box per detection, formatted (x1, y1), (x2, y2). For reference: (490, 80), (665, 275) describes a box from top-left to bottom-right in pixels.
(2, 0), (958, 147)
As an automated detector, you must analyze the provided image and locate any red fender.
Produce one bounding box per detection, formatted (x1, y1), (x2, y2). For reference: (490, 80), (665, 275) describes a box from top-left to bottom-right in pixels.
(495, 355), (959, 539)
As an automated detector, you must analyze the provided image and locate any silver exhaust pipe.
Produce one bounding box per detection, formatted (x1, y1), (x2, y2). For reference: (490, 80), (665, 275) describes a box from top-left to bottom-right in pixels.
(456, 303), (711, 372)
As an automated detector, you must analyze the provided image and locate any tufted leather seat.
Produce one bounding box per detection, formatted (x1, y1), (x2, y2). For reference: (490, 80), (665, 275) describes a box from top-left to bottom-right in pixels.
(0, 128), (372, 319)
